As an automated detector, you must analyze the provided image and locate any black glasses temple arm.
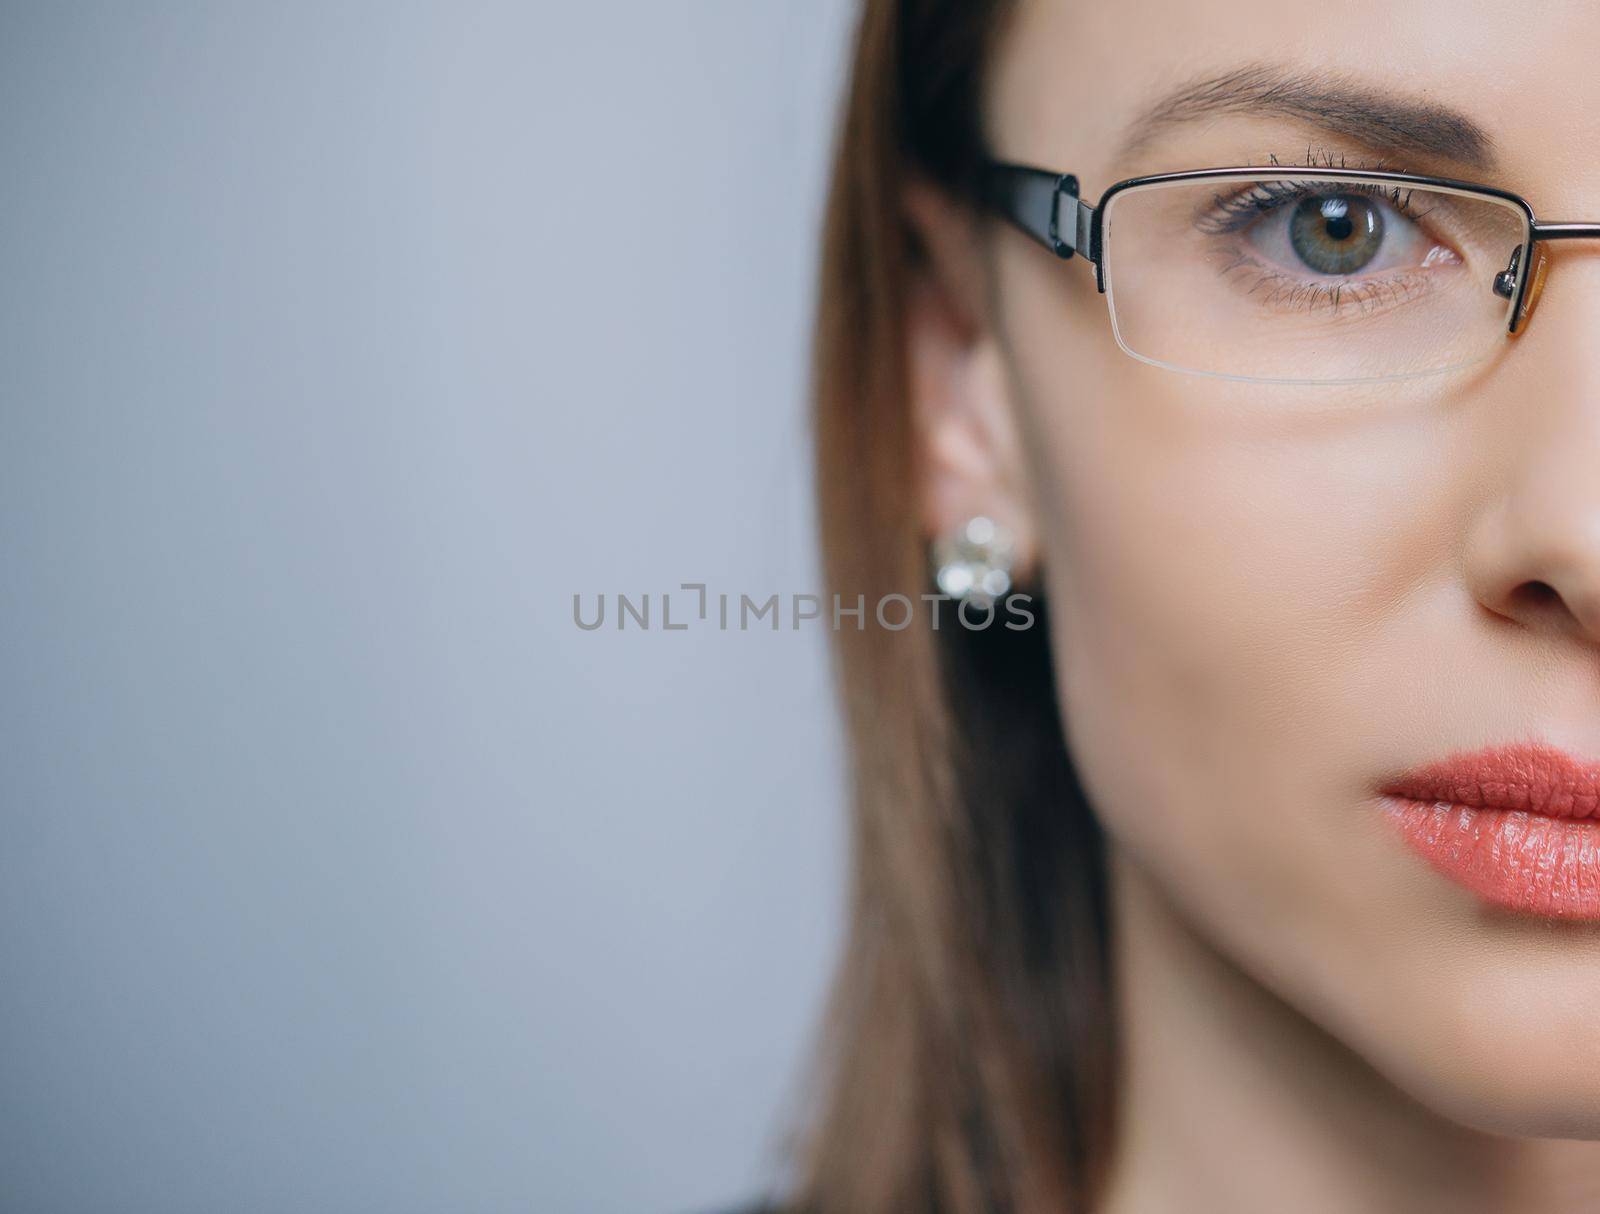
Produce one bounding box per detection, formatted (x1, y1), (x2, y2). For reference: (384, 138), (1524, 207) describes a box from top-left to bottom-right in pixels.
(982, 163), (1096, 261)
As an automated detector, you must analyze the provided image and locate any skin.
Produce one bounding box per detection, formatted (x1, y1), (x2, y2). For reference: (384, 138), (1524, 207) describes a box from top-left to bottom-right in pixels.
(907, 1), (1600, 1210)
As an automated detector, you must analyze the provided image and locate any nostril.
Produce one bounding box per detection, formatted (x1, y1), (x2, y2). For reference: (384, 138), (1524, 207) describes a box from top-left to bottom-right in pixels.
(1490, 579), (1600, 646)
(1498, 580), (1566, 627)
(1498, 579), (1600, 642)
(1510, 580), (1560, 610)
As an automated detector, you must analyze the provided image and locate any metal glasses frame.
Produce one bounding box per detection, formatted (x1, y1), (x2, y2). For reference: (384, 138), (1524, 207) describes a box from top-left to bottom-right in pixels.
(984, 161), (1600, 340)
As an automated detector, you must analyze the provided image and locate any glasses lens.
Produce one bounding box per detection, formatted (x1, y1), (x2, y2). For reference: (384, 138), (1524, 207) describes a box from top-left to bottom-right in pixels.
(1102, 173), (1530, 383)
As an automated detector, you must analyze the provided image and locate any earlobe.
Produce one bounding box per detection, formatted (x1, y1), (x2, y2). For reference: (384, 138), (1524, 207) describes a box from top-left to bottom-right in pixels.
(902, 181), (1039, 585)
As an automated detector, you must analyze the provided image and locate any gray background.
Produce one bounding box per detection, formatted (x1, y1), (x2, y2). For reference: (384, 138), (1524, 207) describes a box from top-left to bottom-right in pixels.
(1, 3), (854, 1211)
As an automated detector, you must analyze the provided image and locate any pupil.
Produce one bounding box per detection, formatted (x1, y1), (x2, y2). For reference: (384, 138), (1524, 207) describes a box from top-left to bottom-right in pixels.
(1289, 194), (1383, 275)
(1321, 200), (1355, 242)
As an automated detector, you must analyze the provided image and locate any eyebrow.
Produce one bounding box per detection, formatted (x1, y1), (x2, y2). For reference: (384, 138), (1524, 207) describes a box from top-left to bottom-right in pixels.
(1120, 64), (1497, 170)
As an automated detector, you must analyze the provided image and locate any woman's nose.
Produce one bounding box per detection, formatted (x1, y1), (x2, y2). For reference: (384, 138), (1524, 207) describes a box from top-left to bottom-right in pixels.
(1465, 262), (1600, 646)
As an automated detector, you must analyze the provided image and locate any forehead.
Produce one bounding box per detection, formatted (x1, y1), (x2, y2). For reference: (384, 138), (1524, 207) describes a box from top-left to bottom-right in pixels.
(987, 0), (1600, 212)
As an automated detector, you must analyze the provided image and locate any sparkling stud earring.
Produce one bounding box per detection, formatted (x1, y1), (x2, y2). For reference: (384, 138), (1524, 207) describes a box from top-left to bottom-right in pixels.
(932, 515), (1016, 603)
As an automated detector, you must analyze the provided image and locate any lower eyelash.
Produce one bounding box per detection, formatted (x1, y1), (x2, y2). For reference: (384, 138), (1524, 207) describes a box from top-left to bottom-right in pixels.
(1214, 256), (1432, 315)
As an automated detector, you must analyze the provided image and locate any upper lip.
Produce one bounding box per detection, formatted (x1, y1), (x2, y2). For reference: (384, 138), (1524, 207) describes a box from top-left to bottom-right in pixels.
(1378, 742), (1600, 820)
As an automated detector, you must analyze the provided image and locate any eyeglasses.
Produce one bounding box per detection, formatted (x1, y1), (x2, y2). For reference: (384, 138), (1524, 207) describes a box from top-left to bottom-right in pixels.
(984, 161), (1600, 386)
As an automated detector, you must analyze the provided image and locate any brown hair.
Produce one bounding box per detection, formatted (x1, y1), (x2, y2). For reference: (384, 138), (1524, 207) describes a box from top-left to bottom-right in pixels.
(793, 3), (1117, 1213)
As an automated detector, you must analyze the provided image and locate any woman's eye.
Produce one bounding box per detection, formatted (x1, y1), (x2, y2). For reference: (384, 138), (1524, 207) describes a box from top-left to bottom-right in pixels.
(1287, 194), (1383, 274)
(1244, 191), (1445, 279)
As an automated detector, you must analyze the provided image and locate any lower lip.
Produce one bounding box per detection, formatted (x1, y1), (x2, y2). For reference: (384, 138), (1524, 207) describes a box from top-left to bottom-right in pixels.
(1382, 797), (1600, 919)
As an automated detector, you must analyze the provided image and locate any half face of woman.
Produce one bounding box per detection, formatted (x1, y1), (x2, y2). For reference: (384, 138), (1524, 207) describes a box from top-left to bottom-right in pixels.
(922, 0), (1600, 1146)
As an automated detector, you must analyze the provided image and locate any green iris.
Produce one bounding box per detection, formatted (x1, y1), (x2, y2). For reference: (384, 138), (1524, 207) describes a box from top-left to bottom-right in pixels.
(1289, 195), (1384, 276)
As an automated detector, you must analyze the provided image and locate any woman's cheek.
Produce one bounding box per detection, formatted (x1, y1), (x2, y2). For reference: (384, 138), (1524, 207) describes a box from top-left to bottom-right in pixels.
(1028, 366), (1457, 903)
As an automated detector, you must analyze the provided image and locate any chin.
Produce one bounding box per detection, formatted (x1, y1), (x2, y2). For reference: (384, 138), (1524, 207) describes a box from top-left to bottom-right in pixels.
(1420, 1077), (1600, 1142)
(1377, 955), (1600, 1140)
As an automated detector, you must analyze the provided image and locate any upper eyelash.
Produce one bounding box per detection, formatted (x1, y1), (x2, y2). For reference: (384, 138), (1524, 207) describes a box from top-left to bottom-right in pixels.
(1196, 179), (1430, 236)
(1265, 147), (1404, 174)
(1195, 147), (1436, 236)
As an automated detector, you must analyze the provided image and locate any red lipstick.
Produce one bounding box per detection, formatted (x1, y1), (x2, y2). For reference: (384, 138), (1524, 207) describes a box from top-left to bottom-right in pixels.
(1377, 742), (1600, 919)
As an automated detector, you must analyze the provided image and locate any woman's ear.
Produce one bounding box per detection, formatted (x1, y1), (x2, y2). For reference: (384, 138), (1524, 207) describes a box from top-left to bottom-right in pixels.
(902, 177), (1039, 581)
